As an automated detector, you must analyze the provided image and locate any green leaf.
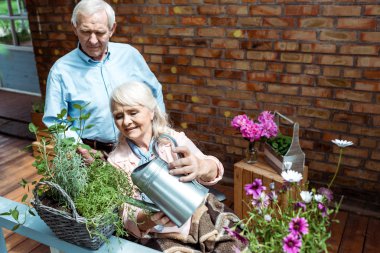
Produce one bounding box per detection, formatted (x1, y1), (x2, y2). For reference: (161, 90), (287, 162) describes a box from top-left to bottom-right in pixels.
(11, 208), (19, 221)
(21, 194), (28, 202)
(29, 210), (36, 216)
(85, 124), (95, 129)
(12, 224), (21, 231)
(28, 123), (38, 134)
(20, 178), (28, 188)
(73, 104), (82, 110)
(0, 212), (11, 216)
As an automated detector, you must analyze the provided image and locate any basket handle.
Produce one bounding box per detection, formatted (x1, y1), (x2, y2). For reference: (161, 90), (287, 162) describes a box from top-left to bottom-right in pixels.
(33, 181), (80, 221)
(274, 111), (295, 125)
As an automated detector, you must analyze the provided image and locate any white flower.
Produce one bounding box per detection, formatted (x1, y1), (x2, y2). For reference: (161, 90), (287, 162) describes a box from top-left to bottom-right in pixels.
(332, 139), (353, 148)
(314, 194), (324, 202)
(264, 214), (272, 222)
(300, 191), (313, 203)
(281, 169), (303, 183)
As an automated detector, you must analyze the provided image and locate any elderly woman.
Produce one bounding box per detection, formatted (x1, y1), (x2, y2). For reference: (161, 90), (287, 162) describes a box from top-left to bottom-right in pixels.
(107, 81), (246, 252)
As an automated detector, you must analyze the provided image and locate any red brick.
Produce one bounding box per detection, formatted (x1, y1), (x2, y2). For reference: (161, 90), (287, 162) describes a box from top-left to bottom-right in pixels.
(365, 160), (380, 172)
(168, 28), (194, 36)
(363, 70), (380, 79)
(251, 5), (281, 16)
(211, 98), (240, 108)
(226, 5), (249, 15)
(238, 17), (262, 26)
(195, 48), (222, 58)
(352, 103), (380, 114)
(286, 64), (301, 73)
(320, 31), (356, 42)
(318, 77), (352, 88)
(263, 17), (294, 27)
(364, 5), (380, 15)
(298, 108), (331, 119)
(315, 99), (350, 111)
(354, 80), (380, 92)
(304, 65), (321, 75)
(170, 6), (195, 15)
(337, 18), (377, 29)
(322, 5), (361, 16)
(215, 70), (244, 80)
(344, 168), (378, 182)
(285, 5), (319, 16)
(323, 67), (341, 77)
(274, 42), (299, 51)
(280, 74), (314, 85)
(210, 17), (237, 26)
(333, 113), (367, 125)
(343, 68), (362, 78)
(225, 50), (245, 59)
(198, 5), (224, 15)
(247, 72), (277, 82)
(141, 6), (166, 15)
(315, 120), (349, 132)
(268, 63), (284, 73)
(335, 90), (372, 102)
(299, 18), (334, 28)
(280, 53), (313, 63)
(191, 106), (217, 115)
(181, 17), (207, 26)
(198, 27), (225, 37)
(351, 126), (380, 138)
(372, 150), (380, 160)
(236, 82), (265, 92)
(247, 30), (279, 39)
(283, 31), (316, 41)
(340, 45), (379, 55)
(169, 47), (194, 56)
(268, 84), (299, 95)
(361, 32), (380, 43)
(247, 51), (277, 61)
(357, 57), (380, 68)
(319, 55), (354, 66)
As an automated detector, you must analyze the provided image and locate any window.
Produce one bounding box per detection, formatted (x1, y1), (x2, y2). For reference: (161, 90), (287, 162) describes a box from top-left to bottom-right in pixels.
(0, 0), (32, 47)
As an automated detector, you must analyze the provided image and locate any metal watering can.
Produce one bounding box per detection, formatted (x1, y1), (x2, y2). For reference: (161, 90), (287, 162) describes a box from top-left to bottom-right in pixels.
(130, 134), (209, 227)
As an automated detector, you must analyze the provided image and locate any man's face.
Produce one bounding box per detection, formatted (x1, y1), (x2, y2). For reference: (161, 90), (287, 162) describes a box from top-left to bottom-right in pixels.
(73, 10), (116, 61)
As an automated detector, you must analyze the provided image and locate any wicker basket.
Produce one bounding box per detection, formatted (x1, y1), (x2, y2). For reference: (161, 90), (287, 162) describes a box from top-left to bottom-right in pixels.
(31, 181), (115, 250)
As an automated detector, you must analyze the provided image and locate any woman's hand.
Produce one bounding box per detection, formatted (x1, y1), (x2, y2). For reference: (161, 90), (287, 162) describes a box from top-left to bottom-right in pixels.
(137, 211), (175, 231)
(168, 146), (217, 182)
(77, 146), (104, 165)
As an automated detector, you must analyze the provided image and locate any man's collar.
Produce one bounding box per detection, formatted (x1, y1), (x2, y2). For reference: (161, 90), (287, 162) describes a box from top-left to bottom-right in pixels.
(76, 43), (111, 64)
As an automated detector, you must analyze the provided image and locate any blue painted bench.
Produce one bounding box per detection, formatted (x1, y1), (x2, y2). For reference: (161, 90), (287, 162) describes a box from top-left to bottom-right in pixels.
(0, 197), (160, 253)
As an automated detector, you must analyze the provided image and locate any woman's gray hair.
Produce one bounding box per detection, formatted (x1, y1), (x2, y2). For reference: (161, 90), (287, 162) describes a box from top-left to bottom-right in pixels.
(111, 81), (170, 139)
(71, 0), (115, 30)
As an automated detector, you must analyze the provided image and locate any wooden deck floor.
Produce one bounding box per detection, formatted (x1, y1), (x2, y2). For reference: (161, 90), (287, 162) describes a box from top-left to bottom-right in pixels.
(1, 133), (379, 253)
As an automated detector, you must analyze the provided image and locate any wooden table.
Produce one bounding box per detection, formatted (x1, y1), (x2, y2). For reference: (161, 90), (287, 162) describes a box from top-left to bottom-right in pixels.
(233, 156), (308, 219)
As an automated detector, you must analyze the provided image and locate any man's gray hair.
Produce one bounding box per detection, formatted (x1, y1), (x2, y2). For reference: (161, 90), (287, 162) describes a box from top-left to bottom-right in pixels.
(71, 0), (115, 30)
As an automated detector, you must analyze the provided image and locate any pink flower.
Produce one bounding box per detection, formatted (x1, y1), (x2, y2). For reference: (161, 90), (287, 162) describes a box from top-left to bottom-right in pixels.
(244, 178), (266, 198)
(223, 226), (248, 245)
(231, 111), (278, 142)
(283, 233), (302, 253)
(289, 217), (309, 236)
(318, 203), (328, 217)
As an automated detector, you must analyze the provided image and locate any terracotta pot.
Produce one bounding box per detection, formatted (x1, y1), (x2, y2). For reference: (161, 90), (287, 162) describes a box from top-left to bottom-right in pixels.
(31, 112), (45, 130)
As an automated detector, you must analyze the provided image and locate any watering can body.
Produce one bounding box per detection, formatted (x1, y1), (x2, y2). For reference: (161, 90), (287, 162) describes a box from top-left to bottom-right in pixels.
(130, 135), (209, 227)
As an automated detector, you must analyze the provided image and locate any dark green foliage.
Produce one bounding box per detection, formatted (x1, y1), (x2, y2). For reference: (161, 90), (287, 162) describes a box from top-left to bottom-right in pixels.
(266, 134), (292, 156)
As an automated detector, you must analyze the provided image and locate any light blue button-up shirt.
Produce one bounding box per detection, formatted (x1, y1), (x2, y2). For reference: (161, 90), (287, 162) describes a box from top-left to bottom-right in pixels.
(43, 42), (165, 143)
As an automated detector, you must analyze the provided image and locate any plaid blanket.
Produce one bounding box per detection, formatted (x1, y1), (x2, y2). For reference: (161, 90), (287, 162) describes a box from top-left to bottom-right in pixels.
(138, 194), (248, 253)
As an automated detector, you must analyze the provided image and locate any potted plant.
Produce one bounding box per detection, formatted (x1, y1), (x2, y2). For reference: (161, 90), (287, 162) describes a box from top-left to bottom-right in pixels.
(31, 100), (45, 130)
(3, 104), (137, 250)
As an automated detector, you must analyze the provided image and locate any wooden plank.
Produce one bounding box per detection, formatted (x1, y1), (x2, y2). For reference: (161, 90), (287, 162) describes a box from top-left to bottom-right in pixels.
(338, 213), (368, 253)
(363, 217), (380, 253)
(29, 243), (50, 253)
(233, 164), (243, 218)
(6, 232), (29, 251)
(327, 211), (348, 253)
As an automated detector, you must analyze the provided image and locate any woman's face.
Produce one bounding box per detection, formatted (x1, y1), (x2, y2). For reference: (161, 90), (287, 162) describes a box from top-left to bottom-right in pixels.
(112, 102), (154, 145)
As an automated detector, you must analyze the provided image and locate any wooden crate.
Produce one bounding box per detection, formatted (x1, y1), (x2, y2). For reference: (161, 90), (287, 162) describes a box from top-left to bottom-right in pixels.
(234, 155), (308, 219)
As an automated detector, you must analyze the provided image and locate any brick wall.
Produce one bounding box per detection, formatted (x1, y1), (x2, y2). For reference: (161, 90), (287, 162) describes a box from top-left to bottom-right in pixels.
(26, 0), (380, 207)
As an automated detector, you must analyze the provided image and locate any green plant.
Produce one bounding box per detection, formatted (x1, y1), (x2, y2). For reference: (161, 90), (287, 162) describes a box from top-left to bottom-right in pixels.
(225, 140), (351, 253)
(31, 101), (45, 113)
(1, 104), (135, 240)
(266, 133), (292, 156)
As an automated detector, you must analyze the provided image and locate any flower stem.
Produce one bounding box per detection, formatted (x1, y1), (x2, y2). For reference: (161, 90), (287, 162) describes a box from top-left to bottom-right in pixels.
(328, 148), (343, 189)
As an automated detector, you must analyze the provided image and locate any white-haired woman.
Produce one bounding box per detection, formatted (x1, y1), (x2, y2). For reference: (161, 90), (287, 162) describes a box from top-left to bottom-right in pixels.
(108, 81), (246, 252)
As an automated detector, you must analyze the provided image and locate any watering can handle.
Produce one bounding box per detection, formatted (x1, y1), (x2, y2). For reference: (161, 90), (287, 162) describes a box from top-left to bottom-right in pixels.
(152, 133), (207, 191)
(153, 133), (184, 159)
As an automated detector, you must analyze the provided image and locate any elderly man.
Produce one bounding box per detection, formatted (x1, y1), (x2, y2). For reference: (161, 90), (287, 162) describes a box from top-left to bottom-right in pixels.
(43, 0), (165, 154)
